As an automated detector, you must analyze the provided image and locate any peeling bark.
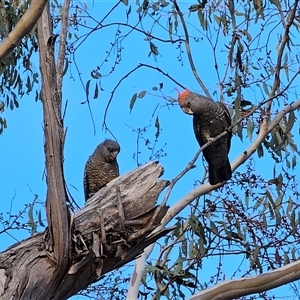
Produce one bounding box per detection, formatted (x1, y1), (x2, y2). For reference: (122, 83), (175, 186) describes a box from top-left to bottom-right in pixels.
(0, 162), (170, 300)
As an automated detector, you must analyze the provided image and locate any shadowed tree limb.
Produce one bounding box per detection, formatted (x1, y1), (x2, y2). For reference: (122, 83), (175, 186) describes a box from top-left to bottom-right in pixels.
(37, 1), (70, 292)
(0, 162), (171, 299)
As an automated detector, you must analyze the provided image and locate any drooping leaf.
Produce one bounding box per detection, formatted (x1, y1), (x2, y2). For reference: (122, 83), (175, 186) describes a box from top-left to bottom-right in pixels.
(285, 111), (295, 133)
(85, 79), (91, 97)
(28, 204), (34, 225)
(93, 83), (99, 99)
(155, 116), (160, 138)
(257, 143), (264, 157)
(190, 215), (206, 244)
(262, 82), (269, 96)
(214, 15), (221, 26)
(292, 155), (296, 169)
(197, 10), (207, 30)
(129, 93), (137, 112)
(283, 251), (290, 265)
(210, 220), (218, 235)
(28, 204), (37, 236)
(14, 99), (19, 109)
(63, 59), (69, 76)
(168, 17), (173, 40)
(38, 210), (45, 227)
(247, 119), (254, 141)
(244, 30), (252, 42)
(150, 42), (159, 56)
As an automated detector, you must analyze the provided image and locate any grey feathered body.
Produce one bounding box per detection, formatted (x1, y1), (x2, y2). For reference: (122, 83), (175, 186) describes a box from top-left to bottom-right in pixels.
(191, 95), (232, 185)
(83, 140), (120, 201)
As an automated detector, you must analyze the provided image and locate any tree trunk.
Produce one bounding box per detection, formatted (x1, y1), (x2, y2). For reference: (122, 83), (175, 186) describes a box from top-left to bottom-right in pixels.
(37, 2), (70, 292)
(0, 162), (170, 299)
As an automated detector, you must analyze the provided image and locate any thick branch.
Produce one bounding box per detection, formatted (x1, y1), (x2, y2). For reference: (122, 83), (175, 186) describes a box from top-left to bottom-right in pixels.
(189, 260), (300, 300)
(0, 162), (169, 300)
(0, 0), (48, 60)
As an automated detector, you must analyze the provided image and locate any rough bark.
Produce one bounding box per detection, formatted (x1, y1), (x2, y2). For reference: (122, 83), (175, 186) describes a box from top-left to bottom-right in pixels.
(0, 0), (48, 60)
(37, 2), (70, 293)
(0, 162), (170, 300)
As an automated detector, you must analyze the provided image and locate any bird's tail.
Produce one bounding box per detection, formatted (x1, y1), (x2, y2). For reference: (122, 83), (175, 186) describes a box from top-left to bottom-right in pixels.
(208, 159), (232, 185)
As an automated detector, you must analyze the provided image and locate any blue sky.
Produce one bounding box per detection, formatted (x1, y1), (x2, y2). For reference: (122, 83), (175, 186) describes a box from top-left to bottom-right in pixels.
(1, 1), (300, 299)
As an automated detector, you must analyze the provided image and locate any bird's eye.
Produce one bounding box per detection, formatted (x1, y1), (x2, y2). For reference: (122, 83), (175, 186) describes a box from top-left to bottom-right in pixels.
(186, 101), (191, 107)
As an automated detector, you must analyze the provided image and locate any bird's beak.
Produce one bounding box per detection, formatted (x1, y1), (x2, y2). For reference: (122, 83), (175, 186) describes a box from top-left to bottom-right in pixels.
(109, 151), (119, 160)
(181, 106), (194, 115)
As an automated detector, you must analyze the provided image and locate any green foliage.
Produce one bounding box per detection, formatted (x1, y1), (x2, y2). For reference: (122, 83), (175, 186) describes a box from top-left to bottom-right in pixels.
(2, 0), (300, 299)
(0, 0), (39, 132)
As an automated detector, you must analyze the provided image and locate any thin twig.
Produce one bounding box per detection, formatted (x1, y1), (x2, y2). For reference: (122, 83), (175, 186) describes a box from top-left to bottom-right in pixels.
(102, 63), (186, 131)
(74, 1), (122, 51)
(72, 52), (96, 135)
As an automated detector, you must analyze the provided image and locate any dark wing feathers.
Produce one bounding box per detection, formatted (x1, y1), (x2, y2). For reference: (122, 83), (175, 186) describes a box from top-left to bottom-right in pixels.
(192, 100), (232, 185)
(215, 102), (232, 152)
